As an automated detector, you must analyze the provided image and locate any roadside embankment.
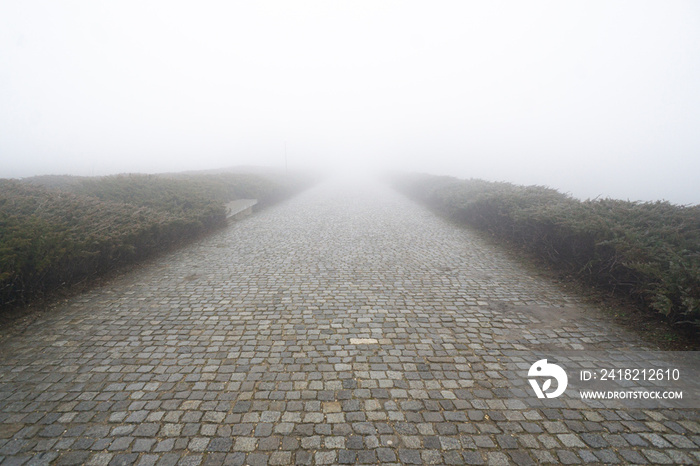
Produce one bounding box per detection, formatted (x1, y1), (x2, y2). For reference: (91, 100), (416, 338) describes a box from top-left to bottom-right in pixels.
(388, 172), (700, 335)
(0, 171), (315, 312)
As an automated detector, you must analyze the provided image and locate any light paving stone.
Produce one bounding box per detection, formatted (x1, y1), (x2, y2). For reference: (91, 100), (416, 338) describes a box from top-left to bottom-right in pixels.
(232, 437), (256, 452)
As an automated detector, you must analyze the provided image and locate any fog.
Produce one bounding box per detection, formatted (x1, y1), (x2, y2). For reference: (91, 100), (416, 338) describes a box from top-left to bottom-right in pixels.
(2, 1), (699, 204)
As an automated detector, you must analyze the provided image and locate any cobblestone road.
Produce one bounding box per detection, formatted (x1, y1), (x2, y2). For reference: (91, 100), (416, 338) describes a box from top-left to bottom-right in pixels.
(1, 180), (699, 465)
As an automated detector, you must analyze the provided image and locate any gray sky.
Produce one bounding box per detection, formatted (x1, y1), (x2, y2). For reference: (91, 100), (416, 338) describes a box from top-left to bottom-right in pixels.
(1, 1), (699, 204)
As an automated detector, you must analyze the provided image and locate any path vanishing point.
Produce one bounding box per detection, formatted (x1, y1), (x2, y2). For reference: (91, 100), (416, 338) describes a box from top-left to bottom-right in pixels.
(1, 180), (699, 465)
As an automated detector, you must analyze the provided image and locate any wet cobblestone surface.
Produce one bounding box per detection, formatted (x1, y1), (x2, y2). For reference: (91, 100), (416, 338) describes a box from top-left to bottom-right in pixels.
(1, 180), (699, 465)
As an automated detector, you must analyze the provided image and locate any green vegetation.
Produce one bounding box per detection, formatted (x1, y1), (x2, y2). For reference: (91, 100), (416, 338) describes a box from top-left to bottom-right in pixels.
(390, 173), (700, 331)
(1, 171), (312, 311)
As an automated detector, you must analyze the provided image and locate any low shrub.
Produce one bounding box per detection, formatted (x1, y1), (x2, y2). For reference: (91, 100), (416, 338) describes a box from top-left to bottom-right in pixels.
(389, 173), (700, 330)
(1, 171), (313, 311)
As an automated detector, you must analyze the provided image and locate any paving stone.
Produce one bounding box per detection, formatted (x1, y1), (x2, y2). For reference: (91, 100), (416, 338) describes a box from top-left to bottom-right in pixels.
(107, 437), (133, 451)
(337, 450), (355, 464)
(463, 451), (486, 465)
(245, 453), (268, 466)
(619, 449), (648, 464)
(133, 438), (157, 452)
(486, 451), (511, 466)
(531, 450), (557, 463)
(85, 453), (113, 466)
(559, 433), (586, 448)
(376, 448), (397, 463)
(134, 424), (160, 437)
(223, 453), (246, 466)
(577, 450), (599, 464)
(642, 449), (674, 464)
(508, 450), (535, 466)
(233, 437), (256, 452)
(187, 438), (209, 452)
(313, 451), (335, 465)
(268, 451), (292, 465)
(399, 449), (423, 464)
(594, 449), (622, 464)
(557, 450), (582, 464)
(57, 451), (91, 466)
(154, 439), (175, 453)
(421, 450), (443, 464)
(294, 451), (312, 465)
(109, 453), (139, 466)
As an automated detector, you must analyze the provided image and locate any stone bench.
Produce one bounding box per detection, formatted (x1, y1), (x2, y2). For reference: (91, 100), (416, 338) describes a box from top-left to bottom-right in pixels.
(225, 199), (257, 221)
